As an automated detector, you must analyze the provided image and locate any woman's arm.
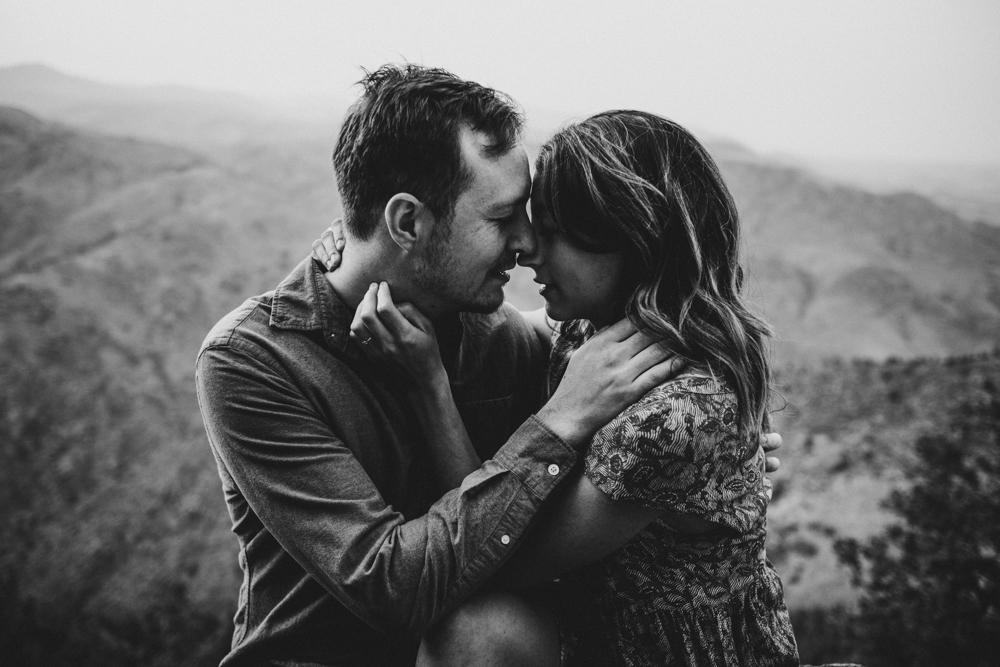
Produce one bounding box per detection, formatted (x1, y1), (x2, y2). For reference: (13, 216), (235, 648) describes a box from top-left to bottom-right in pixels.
(493, 468), (663, 588)
(493, 466), (724, 590)
(352, 282), (481, 490)
(407, 378), (482, 490)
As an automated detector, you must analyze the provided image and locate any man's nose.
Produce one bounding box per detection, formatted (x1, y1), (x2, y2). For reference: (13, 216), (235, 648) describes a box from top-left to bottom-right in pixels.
(508, 209), (537, 260)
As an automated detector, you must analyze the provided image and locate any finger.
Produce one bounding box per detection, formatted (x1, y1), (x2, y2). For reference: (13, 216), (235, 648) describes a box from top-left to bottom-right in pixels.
(631, 354), (686, 394)
(622, 327), (683, 361)
(320, 229), (337, 255)
(623, 341), (671, 377)
(330, 218), (346, 252)
(320, 228), (343, 271)
(374, 282), (414, 338)
(311, 239), (330, 266)
(589, 317), (639, 343)
(760, 432), (782, 452)
(349, 328), (372, 350)
(626, 343), (687, 384)
(351, 284), (380, 347)
(576, 318), (658, 364)
(397, 302), (433, 332)
(764, 456), (781, 474)
(357, 283), (394, 345)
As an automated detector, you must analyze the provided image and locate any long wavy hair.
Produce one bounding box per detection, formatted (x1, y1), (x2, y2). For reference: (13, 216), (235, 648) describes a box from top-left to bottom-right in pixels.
(534, 110), (773, 434)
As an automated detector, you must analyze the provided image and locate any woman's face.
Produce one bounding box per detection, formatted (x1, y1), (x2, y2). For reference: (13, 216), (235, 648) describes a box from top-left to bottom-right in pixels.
(518, 190), (628, 326)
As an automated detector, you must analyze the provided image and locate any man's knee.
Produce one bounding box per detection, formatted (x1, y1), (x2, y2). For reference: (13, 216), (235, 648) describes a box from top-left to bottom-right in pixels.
(417, 590), (559, 667)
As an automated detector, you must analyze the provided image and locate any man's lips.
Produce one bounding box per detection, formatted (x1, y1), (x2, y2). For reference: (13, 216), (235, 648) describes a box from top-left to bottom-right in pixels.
(490, 266), (514, 282)
(490, 262), (517, 281)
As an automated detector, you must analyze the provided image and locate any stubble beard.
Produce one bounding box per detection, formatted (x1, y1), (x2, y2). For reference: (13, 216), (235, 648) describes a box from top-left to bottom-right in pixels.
(415, 220), (504, 315)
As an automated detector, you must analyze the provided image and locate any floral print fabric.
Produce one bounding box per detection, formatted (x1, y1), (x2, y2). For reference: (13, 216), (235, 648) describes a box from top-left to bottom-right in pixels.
(547, 320), (798, 666)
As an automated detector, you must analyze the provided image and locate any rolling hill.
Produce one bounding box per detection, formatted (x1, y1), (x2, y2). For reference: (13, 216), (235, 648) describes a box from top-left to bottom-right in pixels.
(0, 104), (337, 665)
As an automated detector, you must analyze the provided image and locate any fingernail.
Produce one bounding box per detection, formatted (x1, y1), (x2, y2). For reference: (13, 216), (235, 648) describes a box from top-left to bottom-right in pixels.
(335, 239), (345, 251)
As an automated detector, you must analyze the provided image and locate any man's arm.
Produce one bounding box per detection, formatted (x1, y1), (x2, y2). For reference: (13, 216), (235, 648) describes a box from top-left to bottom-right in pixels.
(491, 468), (664, 589)
(197, 342), (578, 637)
(196, 318), (677, 638)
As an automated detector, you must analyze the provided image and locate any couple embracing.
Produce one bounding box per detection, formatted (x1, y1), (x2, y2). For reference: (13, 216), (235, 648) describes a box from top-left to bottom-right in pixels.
(197, 64), (798, 666)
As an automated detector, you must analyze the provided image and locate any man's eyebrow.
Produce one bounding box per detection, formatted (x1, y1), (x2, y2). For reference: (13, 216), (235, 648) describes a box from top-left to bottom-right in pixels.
(487, 194), (529, 215)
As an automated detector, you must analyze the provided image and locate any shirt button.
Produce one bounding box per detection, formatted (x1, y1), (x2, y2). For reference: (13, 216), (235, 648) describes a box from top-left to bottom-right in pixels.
(500, 535), (510, 545)
(547, 464), (560, 476)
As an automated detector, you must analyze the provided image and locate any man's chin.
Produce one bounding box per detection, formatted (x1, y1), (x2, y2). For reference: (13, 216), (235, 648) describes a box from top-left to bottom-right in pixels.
(458, 289), (506, 314)
(460, 299), (505, 315)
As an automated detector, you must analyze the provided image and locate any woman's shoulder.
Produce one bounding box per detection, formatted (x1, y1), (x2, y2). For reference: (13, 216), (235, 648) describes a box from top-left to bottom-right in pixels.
(628, 371), (736, 421)
(585, 368), (766, 519)
(593, 371), (742, 458)
(650, 372), (732, 397)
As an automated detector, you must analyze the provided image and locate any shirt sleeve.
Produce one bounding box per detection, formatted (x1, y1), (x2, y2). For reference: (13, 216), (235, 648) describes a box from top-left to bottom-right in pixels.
(583, 387), (765, 533)
(196, 342), (578, 638)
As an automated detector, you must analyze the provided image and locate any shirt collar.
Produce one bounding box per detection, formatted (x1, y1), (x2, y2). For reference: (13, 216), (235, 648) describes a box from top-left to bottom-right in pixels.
(270, 257), (352, 353)
(268, 256), (472, 359)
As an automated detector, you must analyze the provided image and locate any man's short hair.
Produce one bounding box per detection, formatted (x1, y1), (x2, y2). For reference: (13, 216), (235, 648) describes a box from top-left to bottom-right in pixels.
(333, 64), (524, 240)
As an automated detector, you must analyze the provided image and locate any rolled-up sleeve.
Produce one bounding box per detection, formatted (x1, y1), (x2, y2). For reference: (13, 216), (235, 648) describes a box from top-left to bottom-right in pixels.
(196, 342), (577, 637)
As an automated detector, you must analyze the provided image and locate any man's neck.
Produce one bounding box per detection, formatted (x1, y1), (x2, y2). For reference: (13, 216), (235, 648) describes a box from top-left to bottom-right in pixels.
(323, 242), (463, 357)
(432, 312), (464, 374)
(323, 240), (397, 311)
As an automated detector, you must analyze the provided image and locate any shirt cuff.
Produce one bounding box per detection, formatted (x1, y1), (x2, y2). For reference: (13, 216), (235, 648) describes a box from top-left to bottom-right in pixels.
(492, 414), (579, 501)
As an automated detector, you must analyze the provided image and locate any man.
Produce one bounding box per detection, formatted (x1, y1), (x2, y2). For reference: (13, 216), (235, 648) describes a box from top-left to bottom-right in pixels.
(197, 64), (680, 666)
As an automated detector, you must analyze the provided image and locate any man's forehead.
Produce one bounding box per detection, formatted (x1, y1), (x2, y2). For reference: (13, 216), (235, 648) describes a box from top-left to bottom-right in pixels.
(458, 128), (530, 207)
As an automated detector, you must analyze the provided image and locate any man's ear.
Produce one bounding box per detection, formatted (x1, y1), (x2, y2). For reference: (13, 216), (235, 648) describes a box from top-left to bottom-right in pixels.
(384, 193), (433, 252)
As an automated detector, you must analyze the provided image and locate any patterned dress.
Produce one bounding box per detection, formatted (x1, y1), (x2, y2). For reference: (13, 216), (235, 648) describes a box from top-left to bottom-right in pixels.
(547, 321), (798, 667)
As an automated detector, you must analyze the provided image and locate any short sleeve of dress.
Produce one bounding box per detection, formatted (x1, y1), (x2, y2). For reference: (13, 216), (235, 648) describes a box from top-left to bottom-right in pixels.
(583, 380), (766, 533)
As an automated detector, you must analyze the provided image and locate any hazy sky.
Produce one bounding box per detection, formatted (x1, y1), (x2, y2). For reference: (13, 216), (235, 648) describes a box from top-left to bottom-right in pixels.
(2, 0), (998, 163)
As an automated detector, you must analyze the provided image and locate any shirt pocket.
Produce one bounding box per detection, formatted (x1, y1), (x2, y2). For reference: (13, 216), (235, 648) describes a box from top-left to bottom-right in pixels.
(456, 394), (516, 461)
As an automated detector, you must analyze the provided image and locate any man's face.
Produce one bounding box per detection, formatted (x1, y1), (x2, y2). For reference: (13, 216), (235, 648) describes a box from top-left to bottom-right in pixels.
(413, 127), (534, 314)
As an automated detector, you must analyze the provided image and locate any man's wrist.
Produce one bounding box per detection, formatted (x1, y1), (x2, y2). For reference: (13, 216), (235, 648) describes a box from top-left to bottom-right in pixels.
(534, 403), (590, 450)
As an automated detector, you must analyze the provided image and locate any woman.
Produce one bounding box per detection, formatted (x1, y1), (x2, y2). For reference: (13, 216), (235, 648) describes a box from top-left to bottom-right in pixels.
(315, 111), (797, 666)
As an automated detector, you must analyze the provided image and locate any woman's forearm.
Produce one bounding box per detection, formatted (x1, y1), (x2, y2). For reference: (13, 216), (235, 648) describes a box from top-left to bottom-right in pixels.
(408, 373), (482, 491)
(493, 468), (663, 589)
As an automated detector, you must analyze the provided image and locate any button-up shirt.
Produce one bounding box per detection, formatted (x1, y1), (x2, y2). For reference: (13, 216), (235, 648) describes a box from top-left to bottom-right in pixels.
(196, 259), (577, 666)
